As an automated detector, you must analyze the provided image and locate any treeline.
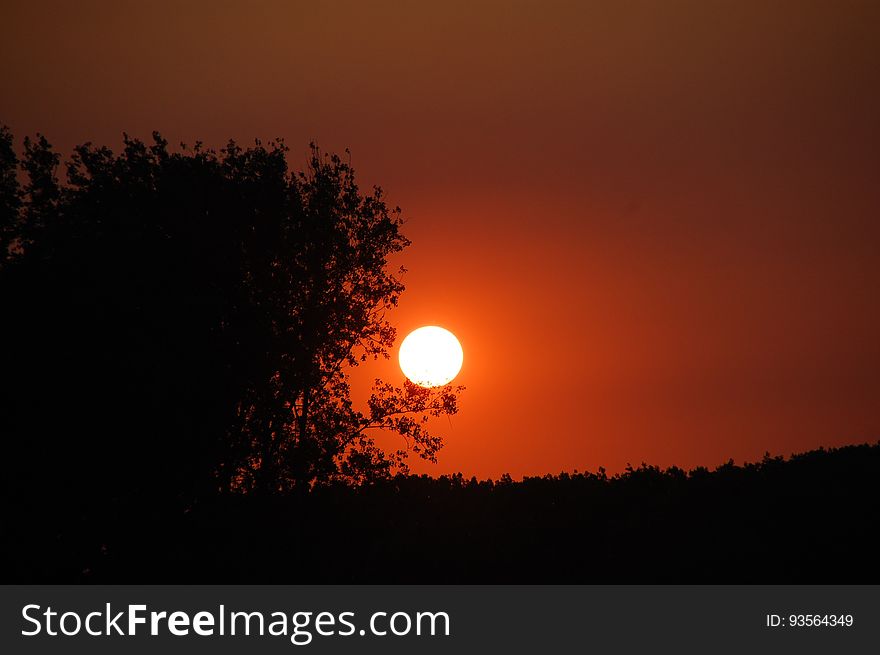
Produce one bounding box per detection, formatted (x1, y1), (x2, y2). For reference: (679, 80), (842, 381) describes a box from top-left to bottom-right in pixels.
(7, 442), (879, 583)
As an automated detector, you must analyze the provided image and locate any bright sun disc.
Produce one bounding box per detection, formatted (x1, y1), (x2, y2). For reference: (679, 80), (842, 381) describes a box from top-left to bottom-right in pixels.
(399, 326), (463, 388)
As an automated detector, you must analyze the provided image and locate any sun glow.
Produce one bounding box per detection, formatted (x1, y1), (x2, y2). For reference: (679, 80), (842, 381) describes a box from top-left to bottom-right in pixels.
(398, 326), (463, 388)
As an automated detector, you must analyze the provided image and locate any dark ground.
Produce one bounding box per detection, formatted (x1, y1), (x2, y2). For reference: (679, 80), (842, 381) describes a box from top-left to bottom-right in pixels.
(5, 442), (879, 583)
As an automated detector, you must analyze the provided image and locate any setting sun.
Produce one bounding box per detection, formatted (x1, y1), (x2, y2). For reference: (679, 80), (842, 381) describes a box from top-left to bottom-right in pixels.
(399, 326), (463, 388)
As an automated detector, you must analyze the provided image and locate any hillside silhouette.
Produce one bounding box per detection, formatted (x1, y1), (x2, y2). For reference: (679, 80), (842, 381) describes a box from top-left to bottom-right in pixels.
(4, 443), (879, 583)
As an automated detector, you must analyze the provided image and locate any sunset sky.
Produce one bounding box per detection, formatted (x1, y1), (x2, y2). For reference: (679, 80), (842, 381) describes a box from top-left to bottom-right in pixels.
(3, 0), (879, 478)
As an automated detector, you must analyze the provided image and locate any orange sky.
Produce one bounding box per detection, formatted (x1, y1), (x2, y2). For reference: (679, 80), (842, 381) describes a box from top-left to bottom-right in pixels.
(3, 1), (879, 478)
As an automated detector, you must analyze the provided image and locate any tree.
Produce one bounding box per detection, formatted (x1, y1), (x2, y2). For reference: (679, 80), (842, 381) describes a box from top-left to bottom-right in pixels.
(0, 130), (462, 504)
(220, 142), (463, 492)
(0, 125), (21, 262)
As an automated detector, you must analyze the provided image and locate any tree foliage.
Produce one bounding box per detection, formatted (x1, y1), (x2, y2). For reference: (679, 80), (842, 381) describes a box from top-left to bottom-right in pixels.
(0, 125), (21, 258)
(0, 128), (462, 502)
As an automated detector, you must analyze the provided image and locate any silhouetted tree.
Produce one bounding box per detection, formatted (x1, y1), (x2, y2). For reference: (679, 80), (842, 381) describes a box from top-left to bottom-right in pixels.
(0, 125), (21, 262)
(218, 144), (462, 492)
(0, 130), (462, 508)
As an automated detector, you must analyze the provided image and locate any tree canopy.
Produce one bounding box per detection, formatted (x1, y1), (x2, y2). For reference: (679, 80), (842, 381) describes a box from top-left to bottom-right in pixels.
(0, 129), (462, 504)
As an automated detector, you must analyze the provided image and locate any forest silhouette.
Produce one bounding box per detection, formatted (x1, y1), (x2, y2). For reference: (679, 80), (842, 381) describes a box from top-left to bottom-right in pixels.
(2, 128), (877, 583)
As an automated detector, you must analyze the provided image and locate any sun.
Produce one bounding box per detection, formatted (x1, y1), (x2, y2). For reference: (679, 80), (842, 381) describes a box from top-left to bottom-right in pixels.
(398, 326), (463, 388)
